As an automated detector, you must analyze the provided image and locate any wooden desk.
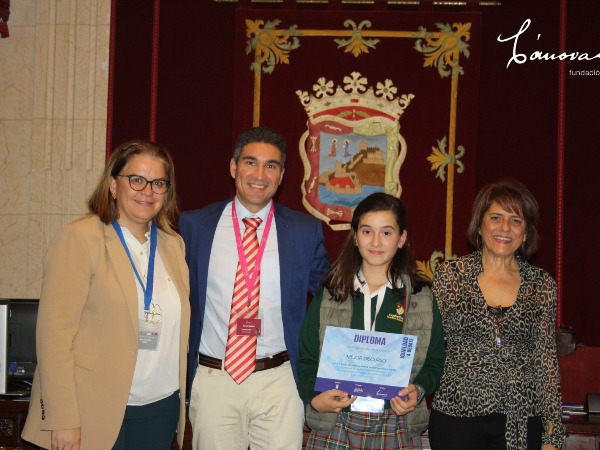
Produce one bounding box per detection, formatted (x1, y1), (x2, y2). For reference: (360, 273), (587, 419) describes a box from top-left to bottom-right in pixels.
(0, 399), (35, 450)
(563, 414), (600, 450)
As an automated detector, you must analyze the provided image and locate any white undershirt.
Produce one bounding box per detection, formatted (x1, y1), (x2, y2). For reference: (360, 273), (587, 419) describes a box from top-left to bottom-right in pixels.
(121, 226), (181, 405)
(200, 199), (286, 359)
(353, 271), (399, 331)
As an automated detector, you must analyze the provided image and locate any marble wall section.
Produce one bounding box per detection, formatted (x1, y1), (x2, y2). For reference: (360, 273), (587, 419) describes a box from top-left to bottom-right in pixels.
(0, 0), (111, 298)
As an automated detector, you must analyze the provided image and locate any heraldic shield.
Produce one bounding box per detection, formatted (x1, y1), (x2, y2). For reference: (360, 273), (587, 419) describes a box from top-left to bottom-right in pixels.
(297, 72), (414, 230)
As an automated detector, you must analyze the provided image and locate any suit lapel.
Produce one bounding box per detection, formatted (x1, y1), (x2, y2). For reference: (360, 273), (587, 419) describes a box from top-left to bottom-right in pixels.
(105, 223), (140, 334)
(275, 205), (293, 321)
(157, 231), (188, 302)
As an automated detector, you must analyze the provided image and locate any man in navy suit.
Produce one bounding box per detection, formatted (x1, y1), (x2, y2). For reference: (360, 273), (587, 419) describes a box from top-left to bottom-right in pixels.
(179, 127), (329, 450)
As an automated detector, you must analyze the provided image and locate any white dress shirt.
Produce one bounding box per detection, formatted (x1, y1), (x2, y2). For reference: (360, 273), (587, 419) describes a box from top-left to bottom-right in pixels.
(120, 226), (181, 405)
(200, 198), (286, 360)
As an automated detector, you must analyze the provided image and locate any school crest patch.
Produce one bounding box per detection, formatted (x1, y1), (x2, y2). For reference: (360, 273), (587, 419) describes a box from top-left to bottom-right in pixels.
(387, 302), (405, 323)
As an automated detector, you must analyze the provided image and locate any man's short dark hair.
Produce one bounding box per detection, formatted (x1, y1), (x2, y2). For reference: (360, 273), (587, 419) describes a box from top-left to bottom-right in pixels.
(233, 127), (287, 167)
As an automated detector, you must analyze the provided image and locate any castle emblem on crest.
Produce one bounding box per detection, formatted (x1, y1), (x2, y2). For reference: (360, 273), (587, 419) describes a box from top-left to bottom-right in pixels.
(296, 72), (414, 230)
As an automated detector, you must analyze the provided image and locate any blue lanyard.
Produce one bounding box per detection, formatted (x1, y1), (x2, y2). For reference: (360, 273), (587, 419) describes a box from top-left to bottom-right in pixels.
(112, 220), (157, 312)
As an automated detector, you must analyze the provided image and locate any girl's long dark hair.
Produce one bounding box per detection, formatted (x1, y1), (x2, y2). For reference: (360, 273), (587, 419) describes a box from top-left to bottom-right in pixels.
(322, 193), (425, 303)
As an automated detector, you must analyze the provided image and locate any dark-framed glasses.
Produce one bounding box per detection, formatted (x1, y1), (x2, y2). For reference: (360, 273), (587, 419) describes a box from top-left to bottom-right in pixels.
(488, 305), (505, 347)
(116, 174), (170, 195)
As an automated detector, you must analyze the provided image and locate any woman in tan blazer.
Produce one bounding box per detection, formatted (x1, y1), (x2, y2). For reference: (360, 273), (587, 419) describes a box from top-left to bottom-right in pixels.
(22, 141), (191, 450)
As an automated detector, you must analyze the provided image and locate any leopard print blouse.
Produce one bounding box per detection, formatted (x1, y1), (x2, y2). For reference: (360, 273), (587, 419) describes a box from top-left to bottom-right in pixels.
(431, 250), (565, 450)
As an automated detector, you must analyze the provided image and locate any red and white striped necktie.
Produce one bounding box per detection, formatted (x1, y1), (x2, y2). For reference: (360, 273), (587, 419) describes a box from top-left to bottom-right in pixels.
(224, 217), (262, 383)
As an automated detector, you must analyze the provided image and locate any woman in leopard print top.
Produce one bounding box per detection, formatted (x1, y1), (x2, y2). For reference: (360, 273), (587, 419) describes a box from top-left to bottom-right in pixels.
(428, 180), (564, 450)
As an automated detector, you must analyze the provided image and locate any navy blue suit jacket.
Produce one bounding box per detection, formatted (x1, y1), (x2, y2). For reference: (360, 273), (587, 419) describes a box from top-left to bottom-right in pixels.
(179, 200), (329, 396)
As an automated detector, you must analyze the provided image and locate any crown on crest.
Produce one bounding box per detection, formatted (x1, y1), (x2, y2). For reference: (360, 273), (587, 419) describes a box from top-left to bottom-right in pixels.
(296, 72), (414, 121)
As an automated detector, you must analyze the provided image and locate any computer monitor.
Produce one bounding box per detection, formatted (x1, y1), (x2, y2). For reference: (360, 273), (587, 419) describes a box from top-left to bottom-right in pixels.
(5, 299), (39, 394)
(0, 300), (8, 394)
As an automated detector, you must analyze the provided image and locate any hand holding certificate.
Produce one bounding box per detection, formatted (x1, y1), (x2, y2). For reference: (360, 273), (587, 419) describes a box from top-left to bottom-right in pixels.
(315, 326), (418, 401)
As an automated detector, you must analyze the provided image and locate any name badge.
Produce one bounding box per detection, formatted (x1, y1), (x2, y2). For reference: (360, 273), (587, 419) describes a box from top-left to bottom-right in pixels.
(351, 396), (385, 413)
(139, 320), (162, 351)
(236, 317), (262, 337)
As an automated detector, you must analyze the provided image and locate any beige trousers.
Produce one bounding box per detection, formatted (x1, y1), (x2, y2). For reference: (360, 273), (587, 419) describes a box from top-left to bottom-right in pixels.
(189, 360), (304, 450)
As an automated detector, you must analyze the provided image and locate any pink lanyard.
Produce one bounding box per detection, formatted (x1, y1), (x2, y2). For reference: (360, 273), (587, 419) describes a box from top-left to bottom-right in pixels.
(231, 198), (275, 307)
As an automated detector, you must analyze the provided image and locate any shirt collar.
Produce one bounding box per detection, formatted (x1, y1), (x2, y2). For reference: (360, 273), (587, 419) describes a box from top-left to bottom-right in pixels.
(119, 225), (151, 250)
(234, 197), (273, 225)
(353, 269), (394, 295)
(467, 249), (531, 282)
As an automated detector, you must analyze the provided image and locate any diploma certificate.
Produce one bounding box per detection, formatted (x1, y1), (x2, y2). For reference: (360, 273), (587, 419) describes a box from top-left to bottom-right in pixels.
(315, 326), (418, 400)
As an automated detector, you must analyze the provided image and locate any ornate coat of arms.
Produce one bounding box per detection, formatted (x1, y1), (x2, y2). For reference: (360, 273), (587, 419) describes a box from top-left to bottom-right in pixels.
(297, 72), (414, 230)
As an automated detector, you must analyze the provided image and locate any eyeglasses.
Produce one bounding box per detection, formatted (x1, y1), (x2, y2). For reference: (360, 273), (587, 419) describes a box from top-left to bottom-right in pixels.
(116, 174), (170, 195)
(488, 305), (505, 347)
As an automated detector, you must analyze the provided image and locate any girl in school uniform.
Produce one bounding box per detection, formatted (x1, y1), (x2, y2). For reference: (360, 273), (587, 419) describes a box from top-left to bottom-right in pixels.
(297, 192), (445, 449)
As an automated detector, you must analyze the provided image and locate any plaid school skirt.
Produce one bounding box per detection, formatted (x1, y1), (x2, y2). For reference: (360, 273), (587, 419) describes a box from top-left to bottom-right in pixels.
(306, 409), (423, 450)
